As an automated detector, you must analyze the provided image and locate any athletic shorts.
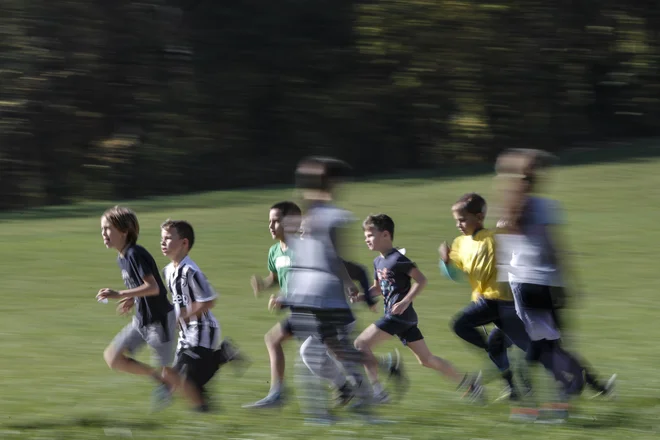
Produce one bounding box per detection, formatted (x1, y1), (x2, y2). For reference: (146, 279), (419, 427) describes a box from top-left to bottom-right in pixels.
(288, 308), (355, 343)
(173, 346), (219, 391)
(375, 316), (423, 345)
(111, 309), (176, 367)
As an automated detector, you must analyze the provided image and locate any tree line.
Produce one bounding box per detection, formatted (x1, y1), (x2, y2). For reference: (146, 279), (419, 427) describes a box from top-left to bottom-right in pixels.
(1, 0), (659, 210)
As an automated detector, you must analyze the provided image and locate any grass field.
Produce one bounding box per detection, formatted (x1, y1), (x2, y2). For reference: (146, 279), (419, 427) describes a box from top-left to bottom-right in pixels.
(1, 149), (659, 440)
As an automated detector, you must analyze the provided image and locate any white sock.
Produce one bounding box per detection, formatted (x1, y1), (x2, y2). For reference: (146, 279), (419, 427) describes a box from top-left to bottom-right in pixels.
(372, 382), (384, 395)
(270, 380), (283, 394)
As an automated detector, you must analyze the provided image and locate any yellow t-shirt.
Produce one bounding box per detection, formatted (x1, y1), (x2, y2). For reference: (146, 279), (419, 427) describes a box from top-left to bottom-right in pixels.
(449, 229), (512, 302)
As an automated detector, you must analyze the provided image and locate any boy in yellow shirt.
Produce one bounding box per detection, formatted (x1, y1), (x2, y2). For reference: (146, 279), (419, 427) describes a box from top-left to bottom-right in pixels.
(439, 193), (532, 400)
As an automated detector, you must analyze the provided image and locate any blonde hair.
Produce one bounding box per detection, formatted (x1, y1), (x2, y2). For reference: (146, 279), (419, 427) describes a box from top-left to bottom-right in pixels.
(102, 206), (140, 246)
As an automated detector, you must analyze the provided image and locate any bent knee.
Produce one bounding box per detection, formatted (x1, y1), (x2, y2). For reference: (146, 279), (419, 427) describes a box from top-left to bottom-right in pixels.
(103, 346), (121, 369)
(354, 337), (370, 352)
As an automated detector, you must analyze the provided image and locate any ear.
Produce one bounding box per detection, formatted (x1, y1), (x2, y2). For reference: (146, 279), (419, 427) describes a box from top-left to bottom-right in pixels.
(476, 213), (486, 222)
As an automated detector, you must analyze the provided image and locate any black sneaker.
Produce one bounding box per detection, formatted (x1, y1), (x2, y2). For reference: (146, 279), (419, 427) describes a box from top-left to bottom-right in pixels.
(216, 338), (251, 377)
(383, 349), (410, 400)
(333, 383), (355, 407)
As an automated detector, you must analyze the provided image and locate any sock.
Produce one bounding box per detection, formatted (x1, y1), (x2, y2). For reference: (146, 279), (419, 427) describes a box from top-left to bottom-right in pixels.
(502, 369), (515, 389)
(584, 370), (606, 392)
(372, 382), (384, 395)
(270, 379), (283, 395)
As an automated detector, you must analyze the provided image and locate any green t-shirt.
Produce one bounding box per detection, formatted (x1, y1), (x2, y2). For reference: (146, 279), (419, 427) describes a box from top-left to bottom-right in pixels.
(268, 243), (293, 296)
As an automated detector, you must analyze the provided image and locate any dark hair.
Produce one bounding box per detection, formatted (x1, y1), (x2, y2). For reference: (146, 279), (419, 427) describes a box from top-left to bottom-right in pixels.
(103, 206), (140, 246)
(295, 156), (352, 191)
(161, 219), (195, 250)
(270, 201), (302, 217)
(452, 193), (487, 216)
(363, 214), (395, 239)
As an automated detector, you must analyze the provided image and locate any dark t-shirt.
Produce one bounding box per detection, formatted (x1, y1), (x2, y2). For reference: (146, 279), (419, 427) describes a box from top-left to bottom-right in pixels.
(373, 248), (418, 325)
(118, 244), (173, 326)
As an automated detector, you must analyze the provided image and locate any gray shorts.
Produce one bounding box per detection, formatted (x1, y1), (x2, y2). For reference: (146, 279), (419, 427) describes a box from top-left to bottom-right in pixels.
(111, 310), (177, 367)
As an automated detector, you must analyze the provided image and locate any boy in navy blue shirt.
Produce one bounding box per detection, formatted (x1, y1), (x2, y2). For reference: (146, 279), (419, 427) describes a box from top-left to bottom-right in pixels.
(355, 214), (484, 403)
(97, 206), (206, 411)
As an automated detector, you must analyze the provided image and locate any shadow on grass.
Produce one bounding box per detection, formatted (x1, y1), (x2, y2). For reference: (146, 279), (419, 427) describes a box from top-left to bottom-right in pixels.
(5, 415), (162, 431)
(2, 137), (660, 222)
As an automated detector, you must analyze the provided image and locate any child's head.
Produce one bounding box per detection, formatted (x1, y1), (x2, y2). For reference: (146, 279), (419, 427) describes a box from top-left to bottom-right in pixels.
(295, 156), (352, 201)
(269, 201), (302, 240)
(495, 149), (557, 227)
(160, 219), (195, 261)
(363, 214), (395, 253)
(101, 206), (139, 251)
(452, 193), (487, 236)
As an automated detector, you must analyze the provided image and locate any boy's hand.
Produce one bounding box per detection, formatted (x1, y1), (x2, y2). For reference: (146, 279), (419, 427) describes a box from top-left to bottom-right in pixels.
(250, 275), (264, 297)
(117, 297), (134, 315)
(268, 294), (283, 312)
(390, 299), (410, 315)
(439, 242), (450, 263)
(97, 288), (121, 301)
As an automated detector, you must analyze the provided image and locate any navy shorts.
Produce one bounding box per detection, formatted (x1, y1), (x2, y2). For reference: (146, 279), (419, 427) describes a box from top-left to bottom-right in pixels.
(375, 316), (423, 345)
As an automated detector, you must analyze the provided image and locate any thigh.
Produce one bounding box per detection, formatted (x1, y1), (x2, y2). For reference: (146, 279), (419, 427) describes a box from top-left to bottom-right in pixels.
(358, 322), (394, 347)
(110, 318), (147, 357)
(455, 299), (500, 327)
(496, 301), (530, 350)
(399, 324), (424, 346)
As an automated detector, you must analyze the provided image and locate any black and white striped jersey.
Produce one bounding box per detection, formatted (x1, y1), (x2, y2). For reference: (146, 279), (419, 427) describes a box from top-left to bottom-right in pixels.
(163, 256), (220, 350)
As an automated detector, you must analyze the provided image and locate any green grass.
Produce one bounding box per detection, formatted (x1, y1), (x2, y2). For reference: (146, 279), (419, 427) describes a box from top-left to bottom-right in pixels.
(2, 154), (660, 439)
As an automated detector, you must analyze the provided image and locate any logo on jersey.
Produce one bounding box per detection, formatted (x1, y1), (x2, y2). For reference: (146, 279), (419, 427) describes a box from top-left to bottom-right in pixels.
(275, 255), (291, 270)
(377, 267), (399, 311)
(121, 269), (139, 289)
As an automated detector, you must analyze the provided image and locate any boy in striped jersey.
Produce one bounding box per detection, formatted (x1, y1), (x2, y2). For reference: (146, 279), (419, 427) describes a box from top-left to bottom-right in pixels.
(161, 219), (246, 411)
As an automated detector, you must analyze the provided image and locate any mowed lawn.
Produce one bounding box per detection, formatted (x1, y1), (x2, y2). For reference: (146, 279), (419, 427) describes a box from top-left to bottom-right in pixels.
(1, 154), (659, 440)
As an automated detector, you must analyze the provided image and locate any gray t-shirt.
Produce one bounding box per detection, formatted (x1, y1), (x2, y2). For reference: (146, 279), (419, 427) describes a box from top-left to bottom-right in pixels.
(501, 196), (564, 287)
(285, 202), (354, 310)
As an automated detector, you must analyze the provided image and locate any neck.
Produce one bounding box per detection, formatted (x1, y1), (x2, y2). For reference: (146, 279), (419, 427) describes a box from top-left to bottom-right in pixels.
(279, 239), (288, 250)
(118, 242), (131, 257)
(172, 253), (188, 268)
(379, 246), (395, 257)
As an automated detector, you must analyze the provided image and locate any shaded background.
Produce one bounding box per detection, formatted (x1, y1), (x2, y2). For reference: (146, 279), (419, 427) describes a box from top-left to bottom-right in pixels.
(1, 0), (659, 210)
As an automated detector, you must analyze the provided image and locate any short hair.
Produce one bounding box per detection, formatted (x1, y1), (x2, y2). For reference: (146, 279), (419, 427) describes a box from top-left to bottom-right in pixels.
(270, 201), (302, 217)
(495, 148), (557, 189)
(161, 219), (195, 250)
(363, 214), (395, 239)
(295, 156), (352, 191)
(452, 193), (487, 216)
(103, 206), (140, 246)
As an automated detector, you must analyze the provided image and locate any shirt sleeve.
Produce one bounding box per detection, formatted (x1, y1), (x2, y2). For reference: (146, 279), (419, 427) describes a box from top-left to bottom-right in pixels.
(130, 247), (155, 281)
(397, 255), (417, 276)
(267, 246), (276, 274)
(184, 269), (218, 303)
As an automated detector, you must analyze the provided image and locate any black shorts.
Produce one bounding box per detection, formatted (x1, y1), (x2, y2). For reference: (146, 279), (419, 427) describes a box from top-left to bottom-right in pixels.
(289, 308), (355, 343)
(375, 316), (423, 346)
(173, 346), (219, 391)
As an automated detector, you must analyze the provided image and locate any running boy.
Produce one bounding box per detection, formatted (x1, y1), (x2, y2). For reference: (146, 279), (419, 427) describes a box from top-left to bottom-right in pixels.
(244, 201), (301, 408)
(494, 148), (615, 418)
(161, 219), (245, 411)
(97, 206), (204, 411)
(438, 193), (532, 401)
(244, 201), (379, 409)
(356, 214), (484, 402)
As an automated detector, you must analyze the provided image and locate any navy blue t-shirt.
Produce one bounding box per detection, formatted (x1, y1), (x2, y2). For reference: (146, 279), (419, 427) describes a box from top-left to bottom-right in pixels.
(373, 249), (418, 325)
(118, 244), (173, 326)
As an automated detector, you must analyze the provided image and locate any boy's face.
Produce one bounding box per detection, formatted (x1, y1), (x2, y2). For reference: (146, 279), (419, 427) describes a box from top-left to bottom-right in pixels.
(161, 227), (187, 258)
(452, 209), (484, 236)
(101, 216), (126, 250)
(364, 227), (390, 252)
(268, 209), (285, 240)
